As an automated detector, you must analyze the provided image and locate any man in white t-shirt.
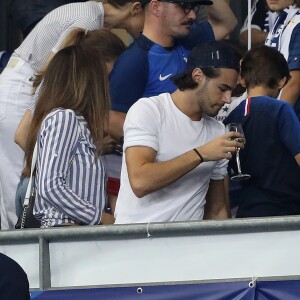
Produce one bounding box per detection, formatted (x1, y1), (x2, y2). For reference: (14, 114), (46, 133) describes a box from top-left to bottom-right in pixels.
(115, 41), (243, 224)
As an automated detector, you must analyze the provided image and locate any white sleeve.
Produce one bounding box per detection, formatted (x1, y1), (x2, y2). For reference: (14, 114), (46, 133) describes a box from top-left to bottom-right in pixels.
(123, 99), (161, 152)
(210, 158), (229, 180)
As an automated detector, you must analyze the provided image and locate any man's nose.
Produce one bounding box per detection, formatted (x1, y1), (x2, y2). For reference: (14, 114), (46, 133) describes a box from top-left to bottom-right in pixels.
(187, 9), (197, 20)
(222, 91), (232, 104)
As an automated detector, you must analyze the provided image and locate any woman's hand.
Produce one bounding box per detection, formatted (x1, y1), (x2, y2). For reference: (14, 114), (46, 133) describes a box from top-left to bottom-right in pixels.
(100, 212), (115, 224)
(102, 134), (123, 155)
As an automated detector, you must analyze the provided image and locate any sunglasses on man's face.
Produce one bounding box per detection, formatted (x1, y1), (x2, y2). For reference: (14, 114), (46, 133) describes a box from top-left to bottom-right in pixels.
(160, 0), (201, 15)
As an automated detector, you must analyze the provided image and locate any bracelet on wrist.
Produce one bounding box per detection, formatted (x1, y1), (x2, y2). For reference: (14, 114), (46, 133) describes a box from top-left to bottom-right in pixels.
(193, 148), (204, 163)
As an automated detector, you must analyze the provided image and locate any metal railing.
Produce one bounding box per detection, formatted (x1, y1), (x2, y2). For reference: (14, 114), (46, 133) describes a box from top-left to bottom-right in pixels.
(1, 216), (300, 290)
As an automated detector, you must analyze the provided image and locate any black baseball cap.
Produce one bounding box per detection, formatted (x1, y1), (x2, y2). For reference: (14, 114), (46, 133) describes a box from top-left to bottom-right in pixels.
(139, 0), (213, 6)
(186, 41), (240, 72)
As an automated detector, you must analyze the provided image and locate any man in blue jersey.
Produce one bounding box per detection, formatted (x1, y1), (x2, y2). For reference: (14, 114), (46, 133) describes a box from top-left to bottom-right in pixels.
(108, 0), (237, 140)
(224, 45), (300, 218)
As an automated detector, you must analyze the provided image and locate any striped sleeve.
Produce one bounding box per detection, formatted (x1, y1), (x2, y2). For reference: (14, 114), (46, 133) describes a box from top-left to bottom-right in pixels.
(52, 17), (101, 53)
(38, 110), (102, 225)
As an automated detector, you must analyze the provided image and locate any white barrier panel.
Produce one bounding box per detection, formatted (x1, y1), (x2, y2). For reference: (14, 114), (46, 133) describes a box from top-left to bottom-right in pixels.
(50, 231), (300, 287)
(0, 243), (39, 288)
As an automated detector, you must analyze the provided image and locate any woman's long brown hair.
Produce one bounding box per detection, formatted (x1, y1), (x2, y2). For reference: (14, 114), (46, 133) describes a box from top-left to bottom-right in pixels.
(23, 45), (110, 176)
(24, 29), (126, 176)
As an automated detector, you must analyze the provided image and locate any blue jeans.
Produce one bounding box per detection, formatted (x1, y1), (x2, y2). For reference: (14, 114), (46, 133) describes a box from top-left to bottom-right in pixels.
(15, 175), (29, 220)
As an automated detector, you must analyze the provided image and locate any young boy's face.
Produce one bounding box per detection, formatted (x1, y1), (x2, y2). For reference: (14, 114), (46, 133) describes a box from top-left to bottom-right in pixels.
(266, 0), (294, 12)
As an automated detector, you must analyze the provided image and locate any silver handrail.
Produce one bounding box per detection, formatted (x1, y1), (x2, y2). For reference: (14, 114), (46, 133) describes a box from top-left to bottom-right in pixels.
(1, 216), (300, 290)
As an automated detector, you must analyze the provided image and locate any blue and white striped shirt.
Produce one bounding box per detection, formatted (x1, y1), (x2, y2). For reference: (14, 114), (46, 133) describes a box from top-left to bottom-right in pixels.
(34, 109), (107, 228)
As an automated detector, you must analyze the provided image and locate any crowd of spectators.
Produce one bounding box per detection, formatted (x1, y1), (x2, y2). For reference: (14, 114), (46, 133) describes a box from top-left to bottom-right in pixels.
(0, 0), (299, 231)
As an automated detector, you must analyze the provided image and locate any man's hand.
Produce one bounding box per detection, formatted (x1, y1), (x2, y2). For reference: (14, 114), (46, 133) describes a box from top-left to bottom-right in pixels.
(197, 131), (244, 162)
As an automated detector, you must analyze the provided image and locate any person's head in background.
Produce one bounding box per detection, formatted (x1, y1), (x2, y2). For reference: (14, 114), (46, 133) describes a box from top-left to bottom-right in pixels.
(221, 39), (246, 97)
(171, 40), (240, 117)
(101, 0), (145, 37)
(140, 0), (211, 44)
(266, 0), (300, 11)
(24, 45), (110, 175)
(241, 45), (291, 98)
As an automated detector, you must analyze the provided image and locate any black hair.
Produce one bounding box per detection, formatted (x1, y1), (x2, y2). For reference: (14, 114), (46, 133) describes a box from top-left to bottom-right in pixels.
(171, 67), (220, 91)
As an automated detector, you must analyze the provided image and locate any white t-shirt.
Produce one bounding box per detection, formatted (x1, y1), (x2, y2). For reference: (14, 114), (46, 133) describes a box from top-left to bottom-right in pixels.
(114, 93), (228, 224)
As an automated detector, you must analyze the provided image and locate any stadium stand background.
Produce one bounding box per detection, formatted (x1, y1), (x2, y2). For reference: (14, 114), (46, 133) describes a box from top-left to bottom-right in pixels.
(0, 0), (249, 52)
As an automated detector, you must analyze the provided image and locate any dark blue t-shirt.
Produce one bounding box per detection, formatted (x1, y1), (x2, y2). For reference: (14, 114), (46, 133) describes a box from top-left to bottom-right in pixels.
(224, 96), (300, 217)
(109, 21), (214, 113)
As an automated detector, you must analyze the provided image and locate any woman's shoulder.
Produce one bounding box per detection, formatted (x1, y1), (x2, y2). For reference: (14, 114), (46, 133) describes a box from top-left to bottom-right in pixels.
(41, 108), (80, 131)
(46, 108), (76, 118)
(43, 108), (78, 123)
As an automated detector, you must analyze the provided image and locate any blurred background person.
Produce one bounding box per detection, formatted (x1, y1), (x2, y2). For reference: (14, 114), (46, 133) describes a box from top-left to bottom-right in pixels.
(239, 0), (277, 48)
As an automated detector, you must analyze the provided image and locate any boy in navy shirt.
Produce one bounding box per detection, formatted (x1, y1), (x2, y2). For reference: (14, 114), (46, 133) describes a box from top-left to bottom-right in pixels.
(224, 45), (300, 217)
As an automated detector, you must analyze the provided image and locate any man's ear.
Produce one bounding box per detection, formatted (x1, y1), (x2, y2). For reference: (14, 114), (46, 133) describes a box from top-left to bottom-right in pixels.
(131, 2), (143, 15)
(278, 76), (287, 89)
(149, 0), (161, 16)
(240, 77), (246, 88)
(192, 68), (204, 83)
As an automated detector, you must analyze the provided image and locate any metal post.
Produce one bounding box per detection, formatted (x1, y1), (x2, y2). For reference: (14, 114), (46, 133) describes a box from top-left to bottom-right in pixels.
(247, 0), (252, 50)
(39, 237), (51, 290)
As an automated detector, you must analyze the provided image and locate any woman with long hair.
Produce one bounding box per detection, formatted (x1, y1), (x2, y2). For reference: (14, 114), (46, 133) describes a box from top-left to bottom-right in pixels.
(14, 29), (125, 222)
(25, 44), (113, 227)
(15, 28), (126, 151)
